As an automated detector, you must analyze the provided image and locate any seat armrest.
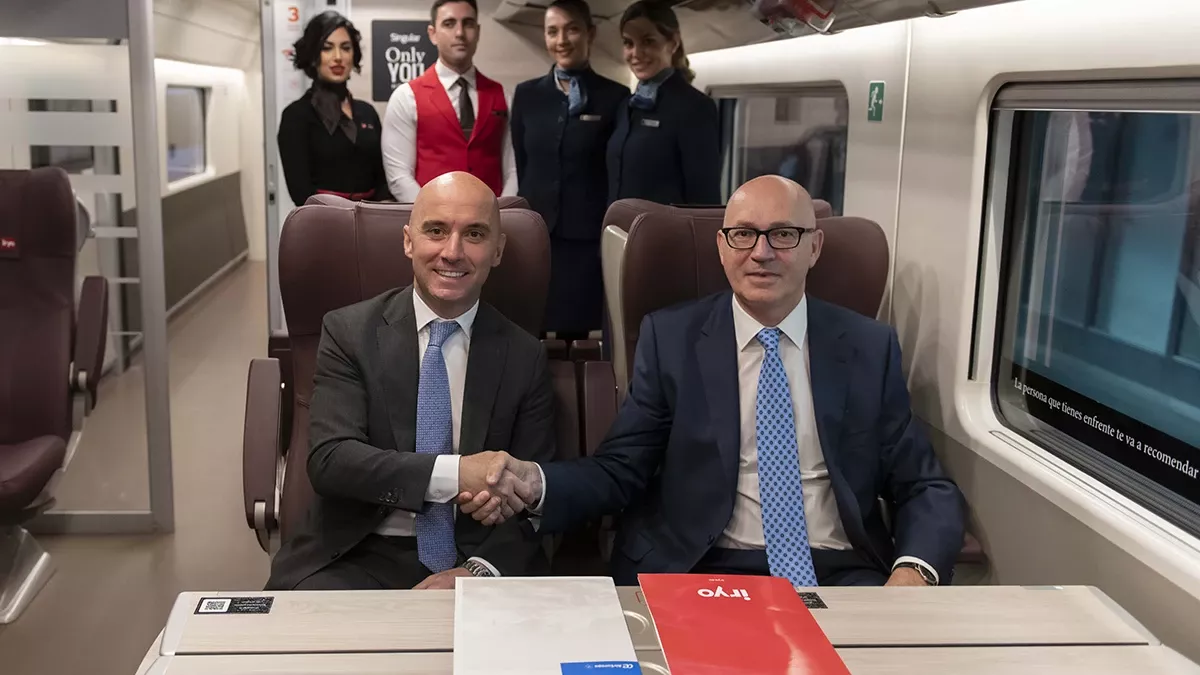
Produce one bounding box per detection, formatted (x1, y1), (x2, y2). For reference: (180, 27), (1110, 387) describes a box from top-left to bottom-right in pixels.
(73, 275), (109, 409)
(582, 361), (619, 561)
(243, 358), (283, 553)
(267, 333), (294, 453)
(582, 361), (617, 456)
(569, 339), (602, 362)
(542, 338), (568, 361)
(549, 360), (581, 461)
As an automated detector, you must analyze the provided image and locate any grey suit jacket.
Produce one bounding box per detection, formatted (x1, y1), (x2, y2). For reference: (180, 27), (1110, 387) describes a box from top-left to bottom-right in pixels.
(266, 286), (555, 590)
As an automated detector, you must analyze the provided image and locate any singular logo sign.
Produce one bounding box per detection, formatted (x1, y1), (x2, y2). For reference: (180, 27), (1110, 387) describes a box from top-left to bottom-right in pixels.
(390, 32), (422, 45)
(372, 21), (436, 101)
(0, 237), (16, 249)
(696, 585), (751, 600)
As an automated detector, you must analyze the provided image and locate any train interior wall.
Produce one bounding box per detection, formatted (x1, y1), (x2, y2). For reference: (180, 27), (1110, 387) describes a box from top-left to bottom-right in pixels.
(697, 0), (1200, 661)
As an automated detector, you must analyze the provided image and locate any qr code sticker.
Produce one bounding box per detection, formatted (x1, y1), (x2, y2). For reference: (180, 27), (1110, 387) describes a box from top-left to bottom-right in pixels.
(198, 598), (231, 613)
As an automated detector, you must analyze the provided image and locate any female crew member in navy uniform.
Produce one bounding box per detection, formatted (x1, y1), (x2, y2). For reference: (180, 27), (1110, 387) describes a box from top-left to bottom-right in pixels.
(278, 11), (391, 206)
(607, 1), (721, 206)
(511, 0), (629, 336)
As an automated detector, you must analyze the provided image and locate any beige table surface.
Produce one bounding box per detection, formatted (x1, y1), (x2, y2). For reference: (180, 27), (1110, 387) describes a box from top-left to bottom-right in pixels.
(141, 645), (1199, 675)
(150, 584), (1156, 658)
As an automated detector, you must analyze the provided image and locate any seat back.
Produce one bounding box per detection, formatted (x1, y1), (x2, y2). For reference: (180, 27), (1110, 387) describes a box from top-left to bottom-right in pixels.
(617, 210), (890, 388)
(600, 199), (727, 396)
(618, 207), (729, 396)
(275, 201), (550, 540)
(0, 168), (77, 444)
(807, 216), (890, 318)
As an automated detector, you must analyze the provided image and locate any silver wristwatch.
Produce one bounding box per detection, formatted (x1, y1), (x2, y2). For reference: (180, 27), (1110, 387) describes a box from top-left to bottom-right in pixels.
(462, 559), (495, 578)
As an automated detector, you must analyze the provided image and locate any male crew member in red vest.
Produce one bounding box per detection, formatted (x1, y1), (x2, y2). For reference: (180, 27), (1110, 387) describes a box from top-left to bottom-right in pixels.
(381, 0), (518, 202)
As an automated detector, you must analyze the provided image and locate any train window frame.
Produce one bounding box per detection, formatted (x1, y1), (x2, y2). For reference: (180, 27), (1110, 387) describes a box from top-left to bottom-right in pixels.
(164, 84), (210, 186)
(710, 83), (849, 213)
(982, 80), (1200, 539)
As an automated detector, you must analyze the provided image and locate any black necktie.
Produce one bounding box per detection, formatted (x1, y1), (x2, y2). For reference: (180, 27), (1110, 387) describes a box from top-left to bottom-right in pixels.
(456, 77), (474, 140)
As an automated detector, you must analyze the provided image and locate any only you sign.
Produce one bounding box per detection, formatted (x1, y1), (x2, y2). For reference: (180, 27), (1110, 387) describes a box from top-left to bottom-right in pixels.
(372, 21), (436, 102)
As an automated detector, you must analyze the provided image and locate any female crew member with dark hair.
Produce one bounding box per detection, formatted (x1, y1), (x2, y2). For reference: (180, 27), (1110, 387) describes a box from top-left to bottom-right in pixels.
(511, 0), (629, 336)
(277, 11), (391, 205)
(608, 1), (721, 206)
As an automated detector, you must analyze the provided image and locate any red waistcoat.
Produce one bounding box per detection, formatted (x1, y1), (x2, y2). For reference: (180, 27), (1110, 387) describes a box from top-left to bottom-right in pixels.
(411, 66), (506, 196)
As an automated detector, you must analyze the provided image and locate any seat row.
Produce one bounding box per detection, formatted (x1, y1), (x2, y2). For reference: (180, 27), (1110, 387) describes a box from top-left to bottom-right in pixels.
(241, 191), (984, 573)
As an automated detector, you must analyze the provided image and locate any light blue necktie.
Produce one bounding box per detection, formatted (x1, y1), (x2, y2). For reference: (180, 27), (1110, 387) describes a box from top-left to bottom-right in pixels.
(755, 327), (819, 587)
(415, 319), (460, 573)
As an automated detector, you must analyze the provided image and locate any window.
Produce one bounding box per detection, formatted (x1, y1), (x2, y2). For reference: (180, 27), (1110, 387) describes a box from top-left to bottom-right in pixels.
(716, 87), (848, 214)
(991, 82), (1200, 536)
(165, 86), (207, 182)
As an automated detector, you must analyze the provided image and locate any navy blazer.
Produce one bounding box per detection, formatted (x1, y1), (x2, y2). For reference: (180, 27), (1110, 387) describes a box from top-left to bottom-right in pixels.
(606, 70), (722, 206)
(540, 292), (965, 584)
(511, 68), (629, 241)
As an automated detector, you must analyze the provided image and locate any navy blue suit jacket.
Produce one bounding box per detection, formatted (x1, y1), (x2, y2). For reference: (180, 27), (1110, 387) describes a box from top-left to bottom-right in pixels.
(511, 68), (629, 241)
(605, 70), (722, 206)
(540, 292), (965, 584)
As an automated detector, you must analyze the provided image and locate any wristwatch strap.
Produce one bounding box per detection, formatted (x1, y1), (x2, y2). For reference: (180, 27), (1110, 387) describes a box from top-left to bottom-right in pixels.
(462, 558), (495, 578)
(895, 561), (938, 586)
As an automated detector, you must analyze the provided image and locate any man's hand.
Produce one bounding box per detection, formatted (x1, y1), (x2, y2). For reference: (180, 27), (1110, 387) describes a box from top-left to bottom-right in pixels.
(459, 451), (531, 521)
(413, 567), (472, 590)
(457, 453), (543, 525)
(884, 566), (930, 587)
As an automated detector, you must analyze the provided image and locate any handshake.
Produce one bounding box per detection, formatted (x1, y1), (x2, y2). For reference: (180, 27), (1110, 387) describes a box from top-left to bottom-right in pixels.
(456, 451), (543, 526)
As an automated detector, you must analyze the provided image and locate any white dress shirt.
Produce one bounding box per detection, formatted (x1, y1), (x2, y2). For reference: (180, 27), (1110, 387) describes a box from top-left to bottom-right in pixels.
(724, 295), (937, 583)
(721, 294), (851, 551)
(374, 290), (498, 576)
(380, 59), (518, 202)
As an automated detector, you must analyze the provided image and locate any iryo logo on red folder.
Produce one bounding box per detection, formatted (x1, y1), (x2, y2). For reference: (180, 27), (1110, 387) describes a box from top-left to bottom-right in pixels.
(696, 585), (751, 601)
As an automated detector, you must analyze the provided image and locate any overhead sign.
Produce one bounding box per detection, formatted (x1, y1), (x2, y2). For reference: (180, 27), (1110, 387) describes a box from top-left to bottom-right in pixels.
(372, 21), (436, 102)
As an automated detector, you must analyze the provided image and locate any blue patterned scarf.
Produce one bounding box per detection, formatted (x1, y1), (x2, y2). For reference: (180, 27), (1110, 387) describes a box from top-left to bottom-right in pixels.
(554, 66), (589, 116)
(629, 67), (674, 111)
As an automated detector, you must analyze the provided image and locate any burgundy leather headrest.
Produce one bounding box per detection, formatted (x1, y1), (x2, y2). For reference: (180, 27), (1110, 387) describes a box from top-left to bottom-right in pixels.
(808, 216), (889, 319)
(279, 202), (549, 339)
(616, 209), (889, 381)
(303, 193), (355, 208)
(0, 167), (77, 259)
(813, 199), (833, 219)
(498, 196), (530, 210)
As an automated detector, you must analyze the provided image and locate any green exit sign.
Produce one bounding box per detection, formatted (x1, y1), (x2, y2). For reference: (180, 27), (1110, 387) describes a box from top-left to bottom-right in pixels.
(868, 81), (885, 122)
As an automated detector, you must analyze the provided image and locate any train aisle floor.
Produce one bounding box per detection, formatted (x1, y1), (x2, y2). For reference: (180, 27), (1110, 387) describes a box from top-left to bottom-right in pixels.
(0, 261), (270, 675)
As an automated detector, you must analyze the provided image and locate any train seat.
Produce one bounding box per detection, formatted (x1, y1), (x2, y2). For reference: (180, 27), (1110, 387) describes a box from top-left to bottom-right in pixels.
(589, 207), (985, 575)
(242, 200), (573, 555)
(0, 167), (108, 623)
(273, 198), (541, 450)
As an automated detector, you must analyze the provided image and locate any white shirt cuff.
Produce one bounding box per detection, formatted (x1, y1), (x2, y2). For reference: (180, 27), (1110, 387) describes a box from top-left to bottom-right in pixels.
(425, 455), (459, 504)
(527, 463), (547, 515)
(893, 556), (940, 585)
(468, 556), (501, 577)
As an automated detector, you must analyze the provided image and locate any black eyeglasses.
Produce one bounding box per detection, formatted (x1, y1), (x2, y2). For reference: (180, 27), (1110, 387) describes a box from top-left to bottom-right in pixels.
(719, 226), (815, 250)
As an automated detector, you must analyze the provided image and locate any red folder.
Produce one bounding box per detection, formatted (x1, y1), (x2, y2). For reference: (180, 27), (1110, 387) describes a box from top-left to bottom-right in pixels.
(638, 574), (851, 675)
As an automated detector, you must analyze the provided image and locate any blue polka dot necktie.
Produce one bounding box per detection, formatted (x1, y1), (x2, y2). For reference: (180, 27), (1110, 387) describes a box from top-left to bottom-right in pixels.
(755, 327), (819, 587)
(415, 319), (460, 573)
